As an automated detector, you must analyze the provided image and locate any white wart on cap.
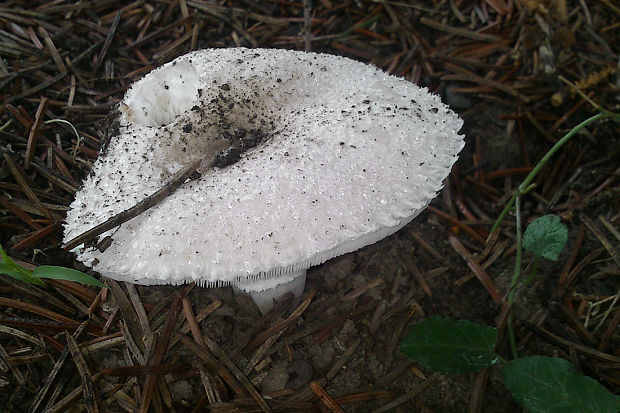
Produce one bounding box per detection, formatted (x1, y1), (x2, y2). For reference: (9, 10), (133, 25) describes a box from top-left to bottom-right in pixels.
(63, 48), (464, 312)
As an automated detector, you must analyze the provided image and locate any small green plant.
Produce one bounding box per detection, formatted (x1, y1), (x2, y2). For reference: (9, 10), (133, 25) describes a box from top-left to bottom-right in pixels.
(401, 317), (620, 413)
(400, 215), (620, 413)
(0, 244), (103, 287)
(400, 100), (620, 412)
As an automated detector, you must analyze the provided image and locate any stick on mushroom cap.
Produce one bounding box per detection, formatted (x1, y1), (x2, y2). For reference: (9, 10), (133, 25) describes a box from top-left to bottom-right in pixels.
(64, 48), (463, 297)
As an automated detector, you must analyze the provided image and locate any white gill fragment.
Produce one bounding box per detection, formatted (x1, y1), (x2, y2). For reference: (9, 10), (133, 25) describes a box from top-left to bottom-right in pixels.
(63, 48), (464, 313)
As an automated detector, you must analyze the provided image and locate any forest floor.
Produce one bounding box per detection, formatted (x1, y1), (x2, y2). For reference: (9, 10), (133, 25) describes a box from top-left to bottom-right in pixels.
(1, 1), (619, 412)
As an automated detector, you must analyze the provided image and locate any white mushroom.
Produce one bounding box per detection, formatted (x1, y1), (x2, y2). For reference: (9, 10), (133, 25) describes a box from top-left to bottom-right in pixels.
(63, 48), (464, 313)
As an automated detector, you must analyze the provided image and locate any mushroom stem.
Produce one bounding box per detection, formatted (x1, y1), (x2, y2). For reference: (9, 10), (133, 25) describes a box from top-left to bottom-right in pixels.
(233, 270), (307, 314)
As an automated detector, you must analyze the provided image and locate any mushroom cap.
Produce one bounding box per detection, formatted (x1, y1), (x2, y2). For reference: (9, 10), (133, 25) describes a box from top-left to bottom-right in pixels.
(63, 48), (464, 288)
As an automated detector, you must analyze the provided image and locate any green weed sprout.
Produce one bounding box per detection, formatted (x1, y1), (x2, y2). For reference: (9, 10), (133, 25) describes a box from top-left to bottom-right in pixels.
(401, 317), (620, 413)
(0, 244), (103, 287)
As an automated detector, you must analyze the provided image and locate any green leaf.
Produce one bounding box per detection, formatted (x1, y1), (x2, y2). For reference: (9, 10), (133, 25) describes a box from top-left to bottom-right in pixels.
(0, 245), (45, 286)
(522, 214), (568, 261)
(0, 262), (32, 282)
(33, 266), (104, 287)
(502, 356), (620, 413)
(400, 316), (501, 373)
